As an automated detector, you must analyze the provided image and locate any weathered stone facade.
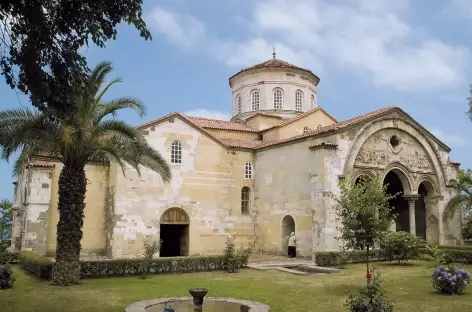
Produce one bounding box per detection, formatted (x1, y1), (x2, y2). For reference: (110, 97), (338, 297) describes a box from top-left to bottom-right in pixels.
(11, 58), (463, 260)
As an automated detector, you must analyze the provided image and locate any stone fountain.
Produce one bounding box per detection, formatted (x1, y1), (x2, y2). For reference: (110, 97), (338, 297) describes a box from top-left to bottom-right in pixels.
(188, 288), (208, 311)
(124, 288), (270, 312)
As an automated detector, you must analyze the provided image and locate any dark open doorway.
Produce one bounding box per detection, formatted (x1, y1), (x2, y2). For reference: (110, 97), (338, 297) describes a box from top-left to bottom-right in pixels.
(384, 171), (409, 232)
(160, 208), (190, 257)
(160, 224), (189, 257)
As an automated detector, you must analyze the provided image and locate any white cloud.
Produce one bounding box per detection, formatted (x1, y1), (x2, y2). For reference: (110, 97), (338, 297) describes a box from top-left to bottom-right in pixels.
(146, 1), (469, 92)
(146, 7), (206, 50)
(429, 127), (467, 147)
(183, 109), (231, 120)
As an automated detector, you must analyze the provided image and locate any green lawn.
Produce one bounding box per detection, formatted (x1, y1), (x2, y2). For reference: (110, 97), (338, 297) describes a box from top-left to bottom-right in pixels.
(1, 261), (472, 312)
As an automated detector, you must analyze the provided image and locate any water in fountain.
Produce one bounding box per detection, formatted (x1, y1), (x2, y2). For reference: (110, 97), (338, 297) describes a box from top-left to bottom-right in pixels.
(145, 300), (250, 312)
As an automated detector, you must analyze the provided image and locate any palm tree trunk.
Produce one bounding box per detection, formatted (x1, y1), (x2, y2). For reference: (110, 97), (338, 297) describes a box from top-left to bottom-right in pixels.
(51, 163), (86, 286)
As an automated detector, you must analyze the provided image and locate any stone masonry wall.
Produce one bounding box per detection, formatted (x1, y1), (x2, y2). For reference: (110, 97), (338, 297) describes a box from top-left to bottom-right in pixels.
(110, 117), (256, 258)
(23, 168), (53, 254)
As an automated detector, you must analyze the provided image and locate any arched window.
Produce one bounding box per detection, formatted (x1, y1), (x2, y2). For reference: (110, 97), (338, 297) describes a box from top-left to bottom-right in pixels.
(311, 94), (316, 109)
(171, 140), (182, 164)
(245, 162), (252, 179)
(273, 88), (283, 109)
(303, 126), (310, 133)
(295, 90), (303, 111)
(241, 187), (250, 214)
(237, 95), (242, 114)
(251, 90), (260, 111)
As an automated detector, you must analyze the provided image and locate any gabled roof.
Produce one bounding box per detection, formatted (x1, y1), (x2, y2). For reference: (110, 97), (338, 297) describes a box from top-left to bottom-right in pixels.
(260, 107), (338, 132)
(245, 112), (283, 121)
(137, 106), (450, 152)
(229, 58), (320, 85)
(185, 116), (259, 132)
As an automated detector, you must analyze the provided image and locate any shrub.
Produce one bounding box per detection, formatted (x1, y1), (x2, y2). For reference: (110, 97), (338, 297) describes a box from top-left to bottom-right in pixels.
(314, 250), (386, 267)
(0, 264), (15, 289)
(383, 231), (425, 264)
(0, 242), (15, 289)
(222, 235), (251, 273)
(140, 237), (162, 279)
(80, 255), (225, 278)
(431, 265), (471, 295)
(18, 251), (53, 280)
(345, 268), (393, 312)
(421, 245), (448, 264)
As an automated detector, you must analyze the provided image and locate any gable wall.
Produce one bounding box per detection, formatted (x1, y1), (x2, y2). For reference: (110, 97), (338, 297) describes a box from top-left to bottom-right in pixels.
(110, 117), (257, 258)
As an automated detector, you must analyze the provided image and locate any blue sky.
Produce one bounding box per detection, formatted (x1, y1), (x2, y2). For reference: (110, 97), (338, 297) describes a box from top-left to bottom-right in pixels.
(1, 0), (472, 200)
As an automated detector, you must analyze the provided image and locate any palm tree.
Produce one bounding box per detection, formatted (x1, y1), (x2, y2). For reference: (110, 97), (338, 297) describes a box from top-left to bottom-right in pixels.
(0, 61), (171, 286)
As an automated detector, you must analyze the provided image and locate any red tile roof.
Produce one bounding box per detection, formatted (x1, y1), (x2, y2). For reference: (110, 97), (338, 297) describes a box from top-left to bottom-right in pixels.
(136, 106), (449, 151)
(218, 137), (264, 149)
(229, 58), (320, 84)
(257, 106), (398, 149)
(245, 112), (283, 120)
(184, 116), (259, 132)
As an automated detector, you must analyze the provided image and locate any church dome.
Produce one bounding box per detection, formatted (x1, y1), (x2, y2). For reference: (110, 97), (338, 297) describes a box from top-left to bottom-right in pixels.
(229, 53), (320, 121)
(229, 58), (320, 87)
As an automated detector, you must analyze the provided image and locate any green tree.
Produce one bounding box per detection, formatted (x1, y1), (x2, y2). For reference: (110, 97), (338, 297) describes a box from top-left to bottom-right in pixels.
(0, 0), (151, 118)
(463, 215), (472, 240)
(458, 169), (472, 213)
(0, 61), (171, 286)
(0, 199), (12, 241)
(331, 176), (396, 279)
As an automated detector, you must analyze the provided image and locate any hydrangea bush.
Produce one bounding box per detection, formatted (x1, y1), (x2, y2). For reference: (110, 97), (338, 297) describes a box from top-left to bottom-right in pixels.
(431, 265), (471, 295)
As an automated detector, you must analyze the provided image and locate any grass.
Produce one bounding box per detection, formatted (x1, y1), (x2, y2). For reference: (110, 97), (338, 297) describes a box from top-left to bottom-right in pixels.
(1, 261), (472, 312)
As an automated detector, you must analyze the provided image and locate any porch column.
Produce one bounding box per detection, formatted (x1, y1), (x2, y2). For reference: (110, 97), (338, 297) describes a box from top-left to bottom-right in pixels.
(404, 195), (419, 236)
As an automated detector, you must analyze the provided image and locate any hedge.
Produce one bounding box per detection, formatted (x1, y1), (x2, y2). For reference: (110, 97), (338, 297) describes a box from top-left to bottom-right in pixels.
(314, 249), (387, 267)
(80, 255), (226, 278)
(6, 252), (19, 264)
(18, 251), (54, 280)
(17, 252), (227, 280)
(315, 246), (472, 267)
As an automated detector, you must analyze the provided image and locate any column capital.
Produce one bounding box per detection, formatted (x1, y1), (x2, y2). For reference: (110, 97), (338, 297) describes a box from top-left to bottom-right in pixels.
(403, 194), (420, 202)
(424, 195), (443, 204)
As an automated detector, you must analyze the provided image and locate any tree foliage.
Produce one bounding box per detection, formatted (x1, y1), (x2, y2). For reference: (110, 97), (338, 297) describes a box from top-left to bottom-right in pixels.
(458, 169), (472, 214)
(0, 199), (12, 241)
(0, 61), (171, 285)
(331, 176), (396, 275)
(463, 215), (472, 240)
(0, 0), (151, 118)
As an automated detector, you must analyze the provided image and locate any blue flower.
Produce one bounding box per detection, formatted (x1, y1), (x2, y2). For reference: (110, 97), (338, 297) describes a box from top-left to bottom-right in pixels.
(438, 266), (445, 270)
(464, 281), (469, 286)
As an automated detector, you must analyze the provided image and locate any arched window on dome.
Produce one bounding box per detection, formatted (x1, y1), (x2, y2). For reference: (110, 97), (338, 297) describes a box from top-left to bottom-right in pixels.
(295, 90), (303, 111)
(237, 94), (242, 114)
(171, 140), (182, 164)
(244, 162), (252, 179)
(273, 88), (283, 109)
(251, 90), (260, 111)
(311, 94), (316, 109)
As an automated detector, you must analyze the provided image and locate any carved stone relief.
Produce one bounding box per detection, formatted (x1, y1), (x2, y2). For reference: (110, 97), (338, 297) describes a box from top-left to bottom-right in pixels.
(354, 129), (434, 173)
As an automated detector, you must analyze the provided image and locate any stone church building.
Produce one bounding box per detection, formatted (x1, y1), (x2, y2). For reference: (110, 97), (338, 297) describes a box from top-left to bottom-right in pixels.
(11, 55), (463, 259)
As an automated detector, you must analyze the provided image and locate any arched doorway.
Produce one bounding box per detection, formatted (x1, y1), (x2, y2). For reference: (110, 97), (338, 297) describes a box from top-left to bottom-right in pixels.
(383, 171), (409, 232)
(160, 208), (189, 257)
(281, 215), (295, 254)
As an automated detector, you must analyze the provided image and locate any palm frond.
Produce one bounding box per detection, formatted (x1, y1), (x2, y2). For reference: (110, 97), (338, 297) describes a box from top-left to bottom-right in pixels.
(95, 78), (122, 104)
(89, 61), (113, 93)
(94, 97), (146, 124)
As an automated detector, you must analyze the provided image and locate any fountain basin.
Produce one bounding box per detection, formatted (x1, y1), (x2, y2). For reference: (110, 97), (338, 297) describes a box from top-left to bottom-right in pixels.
(124, 297), (270, 312)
